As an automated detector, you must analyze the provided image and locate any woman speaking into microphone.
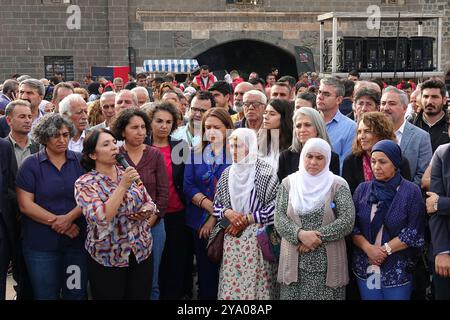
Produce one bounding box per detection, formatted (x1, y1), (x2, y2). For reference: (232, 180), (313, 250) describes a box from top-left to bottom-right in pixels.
(74, 128), (158, 300)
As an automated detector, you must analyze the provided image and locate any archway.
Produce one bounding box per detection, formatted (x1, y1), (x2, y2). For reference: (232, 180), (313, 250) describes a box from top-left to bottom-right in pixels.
(194, 40), (298, 80)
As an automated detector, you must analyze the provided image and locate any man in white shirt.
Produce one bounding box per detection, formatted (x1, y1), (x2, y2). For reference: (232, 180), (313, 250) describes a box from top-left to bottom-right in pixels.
(59, 94), (88, 152)
(91, 92), (116, 130)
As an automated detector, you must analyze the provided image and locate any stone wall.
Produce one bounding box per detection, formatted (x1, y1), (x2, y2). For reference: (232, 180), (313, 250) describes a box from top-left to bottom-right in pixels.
(0, 0), (448, 81)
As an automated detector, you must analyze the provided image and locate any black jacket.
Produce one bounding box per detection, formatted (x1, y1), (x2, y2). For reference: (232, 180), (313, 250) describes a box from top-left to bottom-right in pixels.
(277, 148), (340, 182)
(0, 117), (10, 139)
(409, 111), (450, 153)
(342, 152), (412, 195)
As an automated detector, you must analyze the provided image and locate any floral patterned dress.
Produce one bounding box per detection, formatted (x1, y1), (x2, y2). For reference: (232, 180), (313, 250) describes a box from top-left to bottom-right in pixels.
(213, 160), (279, 300)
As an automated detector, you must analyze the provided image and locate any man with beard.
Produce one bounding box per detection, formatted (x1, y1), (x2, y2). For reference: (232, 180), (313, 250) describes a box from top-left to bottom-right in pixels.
(59, 94), (89, 152)
(230, 82), (253, 124)
(410, 79), (449, 152)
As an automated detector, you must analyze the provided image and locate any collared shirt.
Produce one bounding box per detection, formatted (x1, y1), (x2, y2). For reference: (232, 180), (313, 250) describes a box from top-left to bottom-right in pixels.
(68, 130), (86, 153)
(31, 109), (45, 132)
(171, 123), (201, 148)
(326, 110), (357, 173)
(15, 149), (86, 251)
(8, 134), (33, 167)
(75, 166), (156, 267)
(395, 120), (407, 145)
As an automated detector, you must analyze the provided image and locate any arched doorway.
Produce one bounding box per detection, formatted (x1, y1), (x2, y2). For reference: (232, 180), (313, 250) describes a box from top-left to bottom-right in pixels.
(194, 40), (298, 80)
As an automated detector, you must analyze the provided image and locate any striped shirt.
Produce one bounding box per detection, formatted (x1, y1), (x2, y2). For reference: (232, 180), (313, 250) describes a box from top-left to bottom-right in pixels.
(213, 188), (275, 226)
(74, 165), (155, 267)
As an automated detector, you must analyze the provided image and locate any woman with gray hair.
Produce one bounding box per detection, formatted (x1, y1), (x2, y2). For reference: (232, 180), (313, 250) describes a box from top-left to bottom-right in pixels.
(15, 113), (88, 300)
(277, 107), (340, 182)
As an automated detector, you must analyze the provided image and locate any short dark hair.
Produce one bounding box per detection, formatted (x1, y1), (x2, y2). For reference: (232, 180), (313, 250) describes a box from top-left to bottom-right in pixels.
(296, 92), (317, 109)
(193, 90), (216, 109)
(200, 65), (209, 71)
(2, 79), (18, 94)
(343, 79), (355, 98)
(278, 75), (296, 88)
(136, 73), (147, 81)
(354, 88), (381, 106)
(208, 80), (232, 96)
(111, 108), (151, 141)
(81, 128), (117, 171)
(146, 101), (179, 134)
(273, 81), (291, 91)
(348, 70), (360, 78)
(125, 82), (137, 90)
(421, 79), (447, 98)
(249, 77), (266, 87)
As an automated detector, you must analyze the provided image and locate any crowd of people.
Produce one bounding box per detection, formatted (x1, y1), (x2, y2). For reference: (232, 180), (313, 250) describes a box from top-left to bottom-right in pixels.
(0, 65), (450, 301)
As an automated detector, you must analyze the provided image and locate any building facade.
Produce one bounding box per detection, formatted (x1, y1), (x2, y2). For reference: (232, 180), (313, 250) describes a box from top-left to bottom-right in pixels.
(0, 0), (448, 81)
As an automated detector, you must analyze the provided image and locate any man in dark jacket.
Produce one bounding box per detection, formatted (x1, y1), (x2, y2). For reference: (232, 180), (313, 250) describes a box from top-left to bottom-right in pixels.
(0, 139), (12, 300)
(409, 79), (449, 153)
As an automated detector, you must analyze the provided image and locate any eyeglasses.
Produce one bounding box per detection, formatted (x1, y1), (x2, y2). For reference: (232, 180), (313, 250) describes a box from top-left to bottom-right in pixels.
(191, 107), (208, 114)
(243, 101), (265, 108)
(102, 104), (115, 110)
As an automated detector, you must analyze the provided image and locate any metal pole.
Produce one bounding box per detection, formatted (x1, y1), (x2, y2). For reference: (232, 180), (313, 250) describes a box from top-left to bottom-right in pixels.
(332, 17), (338, 73)
(418, 20), (423, 36)
(438, 17), (442, 72)
(320, 21), (324, 73)
(394, 12), (400, 81)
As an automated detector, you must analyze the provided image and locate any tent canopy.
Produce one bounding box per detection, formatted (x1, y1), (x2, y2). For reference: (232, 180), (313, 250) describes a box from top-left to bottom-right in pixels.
(143, 59), (200, 74)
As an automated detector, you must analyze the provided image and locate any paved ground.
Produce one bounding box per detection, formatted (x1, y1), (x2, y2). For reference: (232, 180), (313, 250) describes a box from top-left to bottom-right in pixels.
(5, 271), (198, 300)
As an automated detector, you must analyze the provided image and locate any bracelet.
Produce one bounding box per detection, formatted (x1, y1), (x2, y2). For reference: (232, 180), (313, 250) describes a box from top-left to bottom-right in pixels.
(198, 196), (208, 209)
(246, 214), (254, 224)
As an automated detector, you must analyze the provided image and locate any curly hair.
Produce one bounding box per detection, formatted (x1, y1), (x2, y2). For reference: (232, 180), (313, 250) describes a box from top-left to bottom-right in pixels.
(110, 108), (151, 141)
(32, 113), (76, 146)
(352, 111), (396, 156)
(145, 101), (179, 134)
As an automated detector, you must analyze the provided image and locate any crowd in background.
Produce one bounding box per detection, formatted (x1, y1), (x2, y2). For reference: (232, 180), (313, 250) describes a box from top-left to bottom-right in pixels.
(1, 64), (450, 301)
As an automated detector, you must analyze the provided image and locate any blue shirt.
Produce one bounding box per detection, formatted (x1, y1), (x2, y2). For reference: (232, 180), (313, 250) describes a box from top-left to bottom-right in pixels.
(15, 150), (86, 251)
(183, 145), (231, 231)
(326, 110), (356, 173)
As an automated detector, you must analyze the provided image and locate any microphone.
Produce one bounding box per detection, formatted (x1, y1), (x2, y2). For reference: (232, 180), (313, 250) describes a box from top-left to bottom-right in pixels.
(115, 153), (143, 187)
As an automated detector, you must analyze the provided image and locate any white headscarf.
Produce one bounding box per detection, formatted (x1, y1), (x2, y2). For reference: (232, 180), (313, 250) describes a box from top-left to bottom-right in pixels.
(288, 138), (335, 213)
(228, 128), (258, 215)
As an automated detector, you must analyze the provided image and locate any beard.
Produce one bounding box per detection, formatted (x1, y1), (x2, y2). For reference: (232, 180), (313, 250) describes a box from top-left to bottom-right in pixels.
(424, 104), (443, 117)
(234, 101), (244, 113)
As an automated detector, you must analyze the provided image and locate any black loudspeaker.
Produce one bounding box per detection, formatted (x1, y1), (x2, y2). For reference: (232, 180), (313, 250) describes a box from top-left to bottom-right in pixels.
(384, 37), (408, 71)
(341, 37), (363, 72)
(323, 37), (363, 72)
(364, 37), (385, 71)
(408, 36), (434, 71)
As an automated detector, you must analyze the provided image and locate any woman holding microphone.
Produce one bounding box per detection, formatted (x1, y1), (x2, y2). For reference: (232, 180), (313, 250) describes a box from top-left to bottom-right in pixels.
(75, 128), (158, 300)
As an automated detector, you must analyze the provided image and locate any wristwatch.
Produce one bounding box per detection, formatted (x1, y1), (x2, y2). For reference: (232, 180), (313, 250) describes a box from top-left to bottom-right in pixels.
(384, 242), (392, 256)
